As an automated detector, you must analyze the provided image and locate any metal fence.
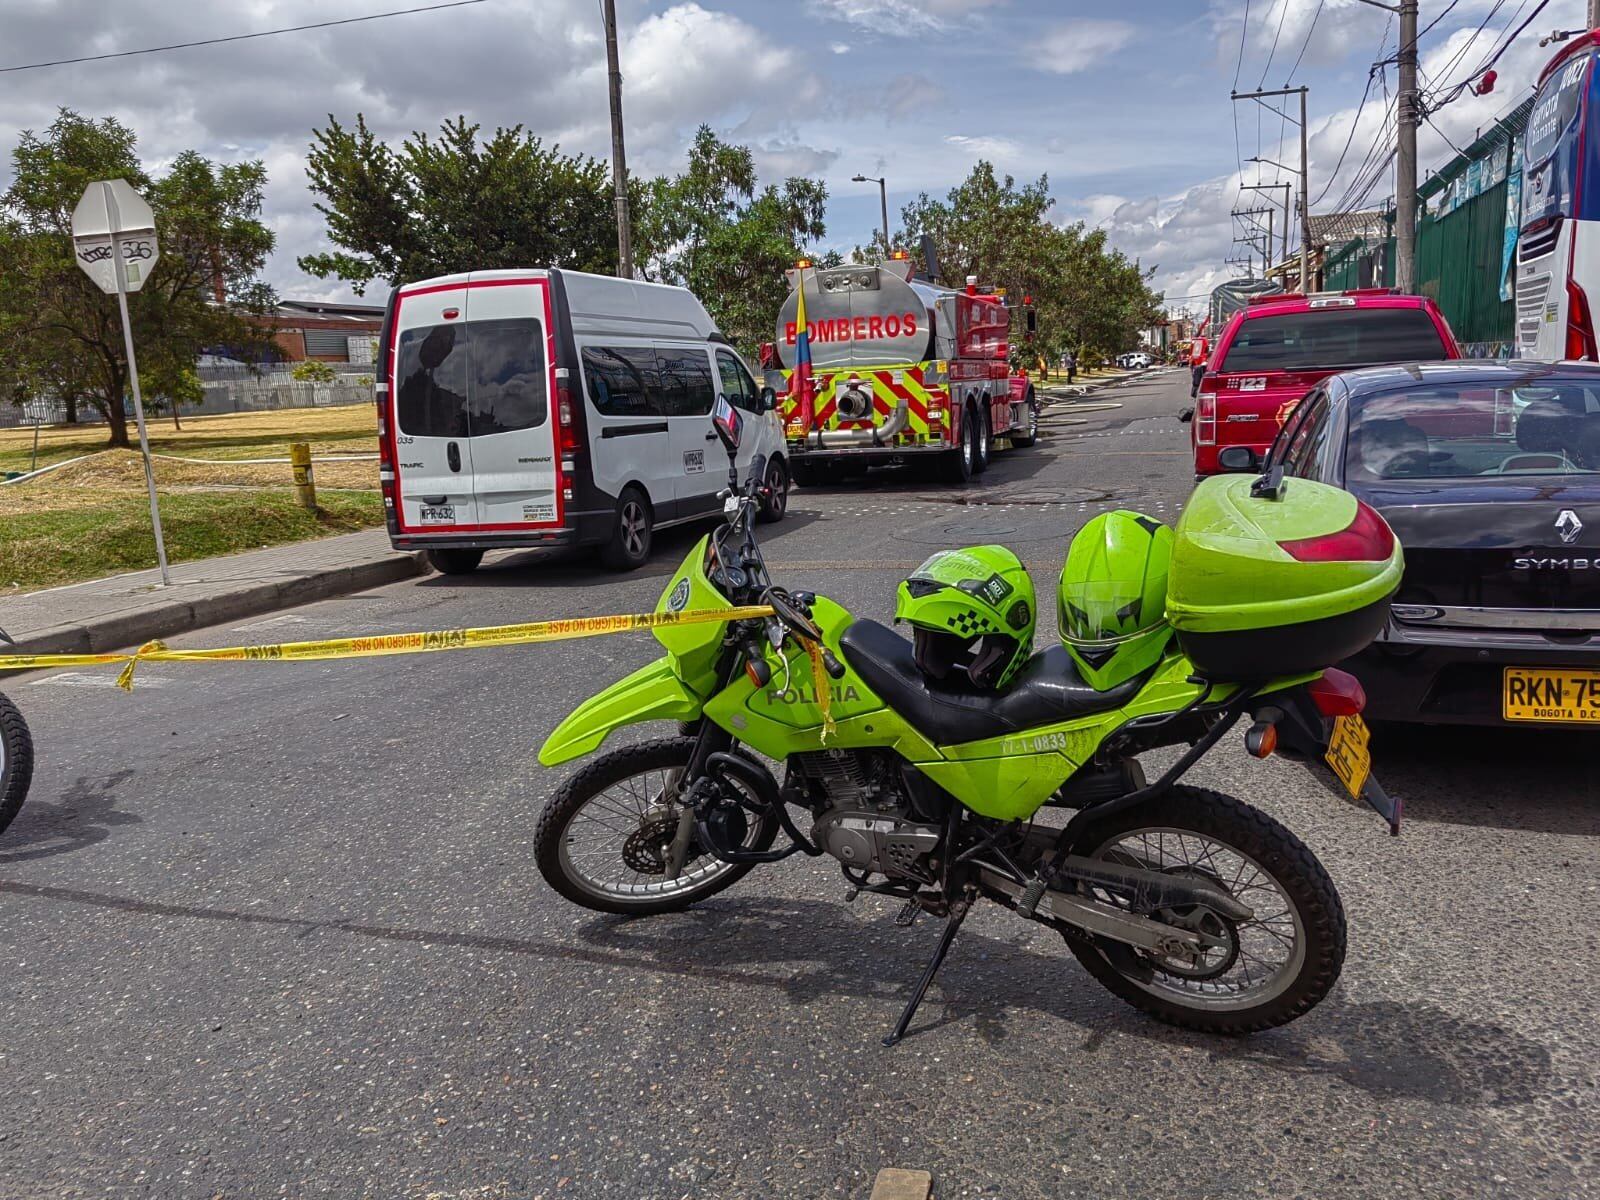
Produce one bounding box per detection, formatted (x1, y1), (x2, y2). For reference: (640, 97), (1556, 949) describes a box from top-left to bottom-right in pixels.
(1, 363), (377, 427)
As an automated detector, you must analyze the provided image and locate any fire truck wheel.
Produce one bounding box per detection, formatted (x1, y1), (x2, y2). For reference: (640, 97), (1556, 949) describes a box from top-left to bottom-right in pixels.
(973, 404), (993, 474)
(790, 461), (835, 488)
(1012, 395), (1039, 448)
(942, 410), (976, 483)
(757, 457), (789, 523)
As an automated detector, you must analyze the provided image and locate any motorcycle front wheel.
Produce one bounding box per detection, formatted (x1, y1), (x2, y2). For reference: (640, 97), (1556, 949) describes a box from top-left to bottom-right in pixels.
(534, 736), (779, 916)
(1062, 786), (1347, 1034)
(0, 691), (34, 839)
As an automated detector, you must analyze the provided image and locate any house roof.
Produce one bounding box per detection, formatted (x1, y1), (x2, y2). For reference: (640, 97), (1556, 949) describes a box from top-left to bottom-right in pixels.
(1307, 210), (1389, 247)
(275, 299), (385, 323)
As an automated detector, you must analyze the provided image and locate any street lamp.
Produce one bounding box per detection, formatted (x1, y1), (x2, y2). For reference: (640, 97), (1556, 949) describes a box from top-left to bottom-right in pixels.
(852, 174), (890, 251)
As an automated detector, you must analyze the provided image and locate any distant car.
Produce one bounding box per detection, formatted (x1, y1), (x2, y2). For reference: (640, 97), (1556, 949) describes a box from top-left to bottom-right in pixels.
(1192, 288), (1462, 477)
(1116, 351), (1154, 369)
(1220, 360), (1600, 725)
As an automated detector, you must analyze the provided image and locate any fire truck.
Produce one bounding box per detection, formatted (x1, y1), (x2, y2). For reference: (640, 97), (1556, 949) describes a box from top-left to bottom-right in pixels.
(762, 253), (1038, 485)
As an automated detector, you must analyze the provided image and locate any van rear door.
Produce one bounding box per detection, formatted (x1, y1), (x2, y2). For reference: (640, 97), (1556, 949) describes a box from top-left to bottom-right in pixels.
(392, 283), (477, 530)
(462, 278), (560, 528)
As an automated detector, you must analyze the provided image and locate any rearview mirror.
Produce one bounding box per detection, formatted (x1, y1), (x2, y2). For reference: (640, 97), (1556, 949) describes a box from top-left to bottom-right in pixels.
(1217, 445), (1261, 473)
(712, 394), (743, 455)
(759, 386), (777, 413)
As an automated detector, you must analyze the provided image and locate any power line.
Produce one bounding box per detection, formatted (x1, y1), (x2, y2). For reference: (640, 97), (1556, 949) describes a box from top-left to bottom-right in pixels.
(1428, 0), (1549, 113)
(1259, 0), (1292, 86)
(1286, 0), (1326, 82)
(0, 0), (489, 73)
(1234, 0), (1253, 91)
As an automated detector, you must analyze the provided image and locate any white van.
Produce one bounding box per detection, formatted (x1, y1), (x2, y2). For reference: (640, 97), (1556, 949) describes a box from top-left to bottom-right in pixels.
(376, 268), (787, 573)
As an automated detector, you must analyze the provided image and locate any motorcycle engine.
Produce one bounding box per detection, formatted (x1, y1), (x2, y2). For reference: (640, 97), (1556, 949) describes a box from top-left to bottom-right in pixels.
(791, 751), (940, 881)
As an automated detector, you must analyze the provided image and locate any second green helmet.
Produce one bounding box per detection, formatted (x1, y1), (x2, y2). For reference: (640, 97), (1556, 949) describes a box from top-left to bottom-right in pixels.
(1059, 511), (1175, 691)
(895, 545), (1036, 690)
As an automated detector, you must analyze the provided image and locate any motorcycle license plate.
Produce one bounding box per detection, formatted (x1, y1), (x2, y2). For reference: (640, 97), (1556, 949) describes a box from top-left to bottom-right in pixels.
(1503, 667), (1600, 723)
(1325, 714), (1371, 801)
(419, 504), (456, 524)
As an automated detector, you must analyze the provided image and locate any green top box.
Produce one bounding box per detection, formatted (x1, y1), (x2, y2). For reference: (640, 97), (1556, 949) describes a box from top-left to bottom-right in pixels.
(1168, 474), (1403, 638)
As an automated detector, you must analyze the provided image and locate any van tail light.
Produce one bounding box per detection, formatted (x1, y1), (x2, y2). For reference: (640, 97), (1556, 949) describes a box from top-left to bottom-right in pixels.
(1566, 278), (1598, 361)
(1278, 500), (1395, 562)
(1195, 384), (1218, 445)
(556, 371), (582, 461)
(376, 385), (398, 519)
(1307, 668), (1366, 717)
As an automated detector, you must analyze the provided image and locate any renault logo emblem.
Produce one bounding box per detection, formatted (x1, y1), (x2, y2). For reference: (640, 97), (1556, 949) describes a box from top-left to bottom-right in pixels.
(1556, 509), (1583, 544)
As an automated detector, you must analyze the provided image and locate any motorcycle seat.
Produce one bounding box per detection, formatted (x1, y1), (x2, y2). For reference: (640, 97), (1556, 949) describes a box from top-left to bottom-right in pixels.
(837, 619), (1149, 747)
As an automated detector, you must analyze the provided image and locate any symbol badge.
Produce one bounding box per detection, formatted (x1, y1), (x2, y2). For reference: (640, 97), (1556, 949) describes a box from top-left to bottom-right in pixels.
(667, 578), (691, 612)
(1556, 509), (1583, 544)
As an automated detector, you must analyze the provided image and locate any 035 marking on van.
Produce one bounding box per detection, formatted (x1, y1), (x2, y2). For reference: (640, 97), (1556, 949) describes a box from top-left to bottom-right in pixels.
(683, 450), (705, 475)
(418, 505), (456, 524)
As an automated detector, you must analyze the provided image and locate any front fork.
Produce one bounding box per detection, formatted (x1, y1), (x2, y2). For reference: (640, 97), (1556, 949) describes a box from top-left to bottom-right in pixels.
(663, 718), (736, 880)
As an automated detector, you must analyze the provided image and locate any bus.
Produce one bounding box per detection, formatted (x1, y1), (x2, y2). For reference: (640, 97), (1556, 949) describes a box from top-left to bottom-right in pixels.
(1517, 31), (1600, 359)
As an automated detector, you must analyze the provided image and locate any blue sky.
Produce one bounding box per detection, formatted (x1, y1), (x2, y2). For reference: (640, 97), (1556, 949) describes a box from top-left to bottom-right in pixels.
(1, 0), (1586, 310)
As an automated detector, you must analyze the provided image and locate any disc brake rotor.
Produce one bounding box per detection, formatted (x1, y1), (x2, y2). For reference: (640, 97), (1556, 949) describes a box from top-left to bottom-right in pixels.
(621, 815), (684, 875)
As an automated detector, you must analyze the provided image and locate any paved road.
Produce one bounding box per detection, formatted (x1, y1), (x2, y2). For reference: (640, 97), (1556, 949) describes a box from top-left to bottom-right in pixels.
(2, 369), (1595, 1199)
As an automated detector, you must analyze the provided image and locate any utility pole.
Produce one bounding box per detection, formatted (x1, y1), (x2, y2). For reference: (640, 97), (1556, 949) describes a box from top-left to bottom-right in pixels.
(1396, 0), (1419, 293)
(1244, 182), (1292, 265)
(1592, 0), (1599, 32)
(601, 0), (633, 278)
(1235, 86), (1311, 291)
(1233, 207), (1276, 275)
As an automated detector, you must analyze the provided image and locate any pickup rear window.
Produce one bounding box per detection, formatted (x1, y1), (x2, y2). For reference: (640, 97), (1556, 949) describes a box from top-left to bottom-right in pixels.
(1221, 309), (1448, 373)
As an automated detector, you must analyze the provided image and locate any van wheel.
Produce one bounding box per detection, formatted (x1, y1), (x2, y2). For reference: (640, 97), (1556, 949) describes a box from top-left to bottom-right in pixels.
(974, 404), (993, 474)
(428, 548), (484, 575)
(942, 410), (976, 483)
(600, 487), (653, 570)
(757, 458), (789, 523)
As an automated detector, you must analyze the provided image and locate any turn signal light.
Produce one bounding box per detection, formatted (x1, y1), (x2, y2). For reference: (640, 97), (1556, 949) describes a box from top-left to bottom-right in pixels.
(1244, 719), (1278, 758)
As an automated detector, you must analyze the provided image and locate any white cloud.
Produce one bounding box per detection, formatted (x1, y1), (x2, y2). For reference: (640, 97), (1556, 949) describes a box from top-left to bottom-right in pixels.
(806, 0), (1003, 36)
(1037, 19), (1135, 75)
(944, 133), (1022, 161)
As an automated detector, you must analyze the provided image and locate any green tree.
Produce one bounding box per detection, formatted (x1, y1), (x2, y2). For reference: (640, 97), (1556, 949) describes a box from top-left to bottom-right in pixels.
(301, 115), (617, 292)
(0, 110), (276, 447)
(637, 126), (827, 355)
(895, 162), (1162, 364)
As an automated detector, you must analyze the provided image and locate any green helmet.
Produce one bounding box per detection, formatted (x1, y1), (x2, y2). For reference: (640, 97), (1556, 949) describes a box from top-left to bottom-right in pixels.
(1059, 511), (1175, 691)
(895, 545), (1036, 690)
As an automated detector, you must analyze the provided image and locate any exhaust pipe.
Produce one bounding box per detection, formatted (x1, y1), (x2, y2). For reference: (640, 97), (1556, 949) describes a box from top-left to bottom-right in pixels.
(809, 398), (910, 448)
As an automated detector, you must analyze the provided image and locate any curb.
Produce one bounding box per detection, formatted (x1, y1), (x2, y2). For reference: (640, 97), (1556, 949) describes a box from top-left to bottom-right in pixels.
(3, 553), (428, 660)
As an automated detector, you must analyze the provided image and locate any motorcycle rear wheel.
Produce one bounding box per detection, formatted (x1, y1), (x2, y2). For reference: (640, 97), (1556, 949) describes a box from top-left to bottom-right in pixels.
(534, 737), (779, 916)
(1062, 786), (1346, 1034)
(0, 691), (34, 839)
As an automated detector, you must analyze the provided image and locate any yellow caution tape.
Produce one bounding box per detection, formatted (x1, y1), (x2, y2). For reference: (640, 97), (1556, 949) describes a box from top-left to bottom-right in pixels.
(802, 637), (837, 743)
(0, 606), (778, 692)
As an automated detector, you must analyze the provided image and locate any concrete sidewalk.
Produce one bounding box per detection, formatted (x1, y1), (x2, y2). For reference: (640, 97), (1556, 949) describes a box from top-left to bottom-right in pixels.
(1, 529), (426, 656)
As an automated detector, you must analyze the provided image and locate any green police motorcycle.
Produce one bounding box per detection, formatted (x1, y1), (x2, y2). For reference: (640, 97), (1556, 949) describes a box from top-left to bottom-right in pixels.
(536, 399), (1401, 1046)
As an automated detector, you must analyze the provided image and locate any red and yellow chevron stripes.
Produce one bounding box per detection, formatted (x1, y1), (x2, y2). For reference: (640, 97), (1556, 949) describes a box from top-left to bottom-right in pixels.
(778, 363), (947, 442)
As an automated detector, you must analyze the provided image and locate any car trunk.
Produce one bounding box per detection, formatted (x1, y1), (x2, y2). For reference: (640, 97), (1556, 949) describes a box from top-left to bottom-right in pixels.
(1206, 368), (1331, 449)
(1368, 483), (1600, 614)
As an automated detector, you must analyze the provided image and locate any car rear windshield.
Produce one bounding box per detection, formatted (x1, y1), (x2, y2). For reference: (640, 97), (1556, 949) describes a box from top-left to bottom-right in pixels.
(396, 318), (548, 439)
(1346, 381), (1600, 481)
(1221, 308), (1447, 373)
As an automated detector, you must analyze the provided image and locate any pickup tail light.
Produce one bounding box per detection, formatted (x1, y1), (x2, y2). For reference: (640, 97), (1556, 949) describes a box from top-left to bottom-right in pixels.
(1195, 382), (1218, 445)
(1307, 668), (1366, 717)
(1278, 500), (1395, 562)
(1566, 278), (1598, 361)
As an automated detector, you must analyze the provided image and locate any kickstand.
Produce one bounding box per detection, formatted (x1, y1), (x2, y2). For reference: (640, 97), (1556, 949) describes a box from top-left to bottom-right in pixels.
(881, 895), (971, 1048)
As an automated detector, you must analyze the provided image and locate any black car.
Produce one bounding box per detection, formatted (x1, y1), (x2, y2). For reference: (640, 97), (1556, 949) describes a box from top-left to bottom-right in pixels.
(1218, 360), (1600, 726)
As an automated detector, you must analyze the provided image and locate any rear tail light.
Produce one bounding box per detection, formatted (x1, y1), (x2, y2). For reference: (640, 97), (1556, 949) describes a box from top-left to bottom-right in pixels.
(1278, 500), (1395, 562)
(556, 372), (582, 460)
(375, 381), (398, 516)
(1566, 278), (1598, 361)
(1307, 668), (1366, 717)
(1195, 387), (1217, 445)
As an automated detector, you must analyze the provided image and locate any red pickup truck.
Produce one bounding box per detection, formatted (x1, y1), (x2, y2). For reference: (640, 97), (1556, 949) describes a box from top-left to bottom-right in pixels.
(1192, 289), (1462, 476)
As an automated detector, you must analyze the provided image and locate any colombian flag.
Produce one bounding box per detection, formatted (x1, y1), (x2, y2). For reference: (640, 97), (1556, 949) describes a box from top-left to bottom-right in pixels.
(793, 267), (815, 434)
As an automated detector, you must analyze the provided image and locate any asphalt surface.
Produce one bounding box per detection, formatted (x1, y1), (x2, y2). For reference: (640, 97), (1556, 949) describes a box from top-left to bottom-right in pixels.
(2, 368), (1596, 1199)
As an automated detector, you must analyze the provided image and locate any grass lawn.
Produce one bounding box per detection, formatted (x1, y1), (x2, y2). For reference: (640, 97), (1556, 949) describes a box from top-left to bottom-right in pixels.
(0, 403), (378, 476)
(0, 405), (385, 592)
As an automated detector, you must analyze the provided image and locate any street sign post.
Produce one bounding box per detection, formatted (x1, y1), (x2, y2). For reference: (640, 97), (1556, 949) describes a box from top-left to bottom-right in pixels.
(71, 179), (169, 585)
